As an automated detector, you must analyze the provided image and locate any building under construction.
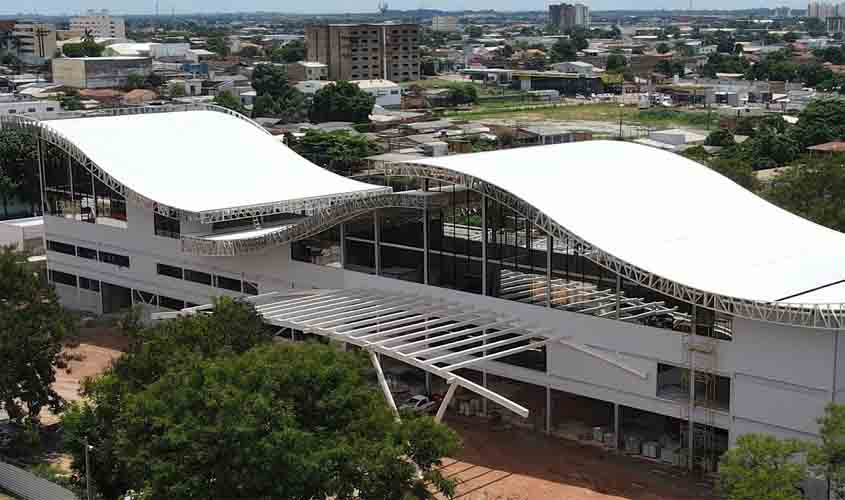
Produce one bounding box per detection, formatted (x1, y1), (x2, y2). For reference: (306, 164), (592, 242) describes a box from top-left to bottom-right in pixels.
(14, 105), (845, 477)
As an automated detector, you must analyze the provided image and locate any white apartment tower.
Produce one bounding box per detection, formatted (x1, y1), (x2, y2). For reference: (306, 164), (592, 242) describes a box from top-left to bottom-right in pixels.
(70, 10), (126, 39)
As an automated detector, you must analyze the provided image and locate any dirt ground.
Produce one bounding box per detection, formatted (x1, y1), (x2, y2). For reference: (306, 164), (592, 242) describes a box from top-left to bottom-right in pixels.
(440, 416), (714, 500)
(53, 327), (127, 404)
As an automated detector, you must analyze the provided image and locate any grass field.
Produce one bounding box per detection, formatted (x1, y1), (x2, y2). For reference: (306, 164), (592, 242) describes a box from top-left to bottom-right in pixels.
(444, 102), (716, 130)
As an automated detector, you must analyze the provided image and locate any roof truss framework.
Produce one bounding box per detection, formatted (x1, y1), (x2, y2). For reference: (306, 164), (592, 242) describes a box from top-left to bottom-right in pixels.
(228, 290), (557, 418)
(380, 162), (845, 330)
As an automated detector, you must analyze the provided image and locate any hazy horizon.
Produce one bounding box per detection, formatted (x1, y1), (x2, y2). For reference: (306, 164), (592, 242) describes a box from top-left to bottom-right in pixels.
(0, 0), (807, 17)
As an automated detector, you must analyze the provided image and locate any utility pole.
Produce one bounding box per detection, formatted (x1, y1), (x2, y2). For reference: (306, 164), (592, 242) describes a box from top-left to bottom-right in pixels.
(84, 438), (93, 500)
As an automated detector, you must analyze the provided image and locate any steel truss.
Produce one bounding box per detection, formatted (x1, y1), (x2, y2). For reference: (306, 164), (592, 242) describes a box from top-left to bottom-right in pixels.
(382, 162), (845, 330)
(164, 289), (558, 418)
(0, 106), (390, 224)
(180, 193), (430, 256)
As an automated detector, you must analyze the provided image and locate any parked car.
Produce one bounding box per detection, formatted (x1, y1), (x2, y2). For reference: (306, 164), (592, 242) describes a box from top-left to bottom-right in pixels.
(399, 394), (439, 414)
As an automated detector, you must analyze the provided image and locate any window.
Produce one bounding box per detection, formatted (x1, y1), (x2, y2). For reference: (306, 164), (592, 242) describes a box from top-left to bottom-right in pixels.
(51, 269), (77, 287)
(77, 246), (97, 260)
(79, 276), (100, 292)
(7, 109), (15, 114)
(158, 295), (185, 310)
(47, 240), (75, 256)
(243, 281), (258, 295)
(99, 251), (130, 268)
(27, 108), (36, 113)
(154, 213), (180, 239)
(184, 268), (212, 286)
(46, 107), (54, 111)
(157, 263), (183, 279)
(216, 275), (242, 292)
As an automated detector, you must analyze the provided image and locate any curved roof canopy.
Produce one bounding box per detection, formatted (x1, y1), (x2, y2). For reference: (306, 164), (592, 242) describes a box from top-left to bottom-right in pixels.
(43, 110), (388, 216)
(407, 141), (845, 307)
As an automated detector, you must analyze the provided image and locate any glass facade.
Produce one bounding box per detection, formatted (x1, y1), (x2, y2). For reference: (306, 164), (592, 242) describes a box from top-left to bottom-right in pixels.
(291, 177), (733, 344)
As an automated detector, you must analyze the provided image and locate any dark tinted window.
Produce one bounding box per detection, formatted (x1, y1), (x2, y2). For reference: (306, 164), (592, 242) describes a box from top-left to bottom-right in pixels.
(79, 276), (100, 292)
(77, 246), (97, 260)
(243, 281), (259, 295)
(157, 263), (183, 279)
(184, 269), (212, 286)
(158, 296), (184, 310)
(47, 240), (75, 255)
(99, 251), (130, 267)
(51, 269), (77, 287)
(216, 275), (242, 292)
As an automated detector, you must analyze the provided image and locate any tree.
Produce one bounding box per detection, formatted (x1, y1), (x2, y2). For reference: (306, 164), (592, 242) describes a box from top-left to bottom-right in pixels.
(447, 83), (478, 106)
(719, 433), (807, 500)
(206, 36), (228, 56)
(654, 59), (684, 76)
(790, 98), (845, 149)
(0, 248), (77, 424)
(249, 64), (309, 122)
(810, 404), (845, 499)
(290, 130), (379, 174)
(62, 38), (104, 58)
(213, 90), (246, 115)
(765, 156), (845, 232)
(62, 299), (458, 500)
(270, 39), (306, 63)
(0, 127), (38, 216)
(656, 42), (671, 54)
(705, 128), (736, 147)
(252, 63), (293, 99)
(605, 53), (627, 72)
(310, 81), (375, 124)
(123, 73), (146, 91)
(783, 31), (799, 43)
(549, 38), (576, 62)
(239, 45), (260, 58)
(465, 25), (483, 39)
(169, 82), (186, 97)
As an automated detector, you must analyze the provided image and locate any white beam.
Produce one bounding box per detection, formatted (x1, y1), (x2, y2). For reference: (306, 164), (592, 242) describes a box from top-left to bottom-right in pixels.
(621, 307), (678, 322)
(421, 332), (538, 365)
(304, 297), (426, 328)
(371, 314), (486, 347)
(354, 311), (465, 340)
(435, 380), (458, 423)
(597, 301), (665, 318)
(393, 320), (514, 352)
(370, 351), (399, 420)
(341, 311), (445, 336)
(559, 339), (648, 379)
(405, 326), (524, 357)
(267, 295), (384, 321)
(444, 339), (550, 371)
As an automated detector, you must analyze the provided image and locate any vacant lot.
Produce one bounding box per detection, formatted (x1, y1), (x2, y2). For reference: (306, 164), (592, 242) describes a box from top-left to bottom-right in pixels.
(442, 416), (714, 500)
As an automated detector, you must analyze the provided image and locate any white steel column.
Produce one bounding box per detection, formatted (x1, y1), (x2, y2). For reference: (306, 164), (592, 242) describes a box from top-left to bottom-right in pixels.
(373, 209), (381, 275)
(370, 350), (399, 420)
(546, 235), (552, 308)
(545, 386), (551, 434)
(423, 206), (429, 285)
(435, 380), (458, 422)
(481, 195), (487, 296)
(339, 223), (346, 267)
(688, 305), (696, 470)
(482, 370), (488, 416)
(615, 275), (622, 320)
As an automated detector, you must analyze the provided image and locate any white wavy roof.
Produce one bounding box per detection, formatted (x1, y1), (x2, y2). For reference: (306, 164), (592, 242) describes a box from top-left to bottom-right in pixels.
(45, 110), (387, 214)
(411, 141), (845, 305)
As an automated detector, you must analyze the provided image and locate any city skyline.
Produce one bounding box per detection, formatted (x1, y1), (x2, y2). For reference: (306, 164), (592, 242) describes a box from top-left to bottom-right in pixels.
(0, 0), (812, 17)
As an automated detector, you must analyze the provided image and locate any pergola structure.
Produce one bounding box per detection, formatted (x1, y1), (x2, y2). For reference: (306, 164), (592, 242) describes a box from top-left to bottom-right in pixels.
(157, 289), (564, 420)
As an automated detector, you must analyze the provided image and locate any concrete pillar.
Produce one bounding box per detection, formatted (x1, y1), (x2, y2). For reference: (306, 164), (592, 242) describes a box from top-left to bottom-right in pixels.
(545, 386), (552, 434)
(481, 195), (487, 296)
(374, 209), (381, 275)
(614, 403), (620, 450)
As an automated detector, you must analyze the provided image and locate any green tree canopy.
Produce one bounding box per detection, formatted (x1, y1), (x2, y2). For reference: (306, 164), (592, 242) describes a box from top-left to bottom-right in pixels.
(212, 90), (247, 115)
(765, 156), (845, 232)
(250, 64), (309, 122)
(310, 81), (375, 124)
(62, 38), (104, 57)
(791, 98), (845, 149)
(549, 38), (576, 62)
(0, 127), (38, 215)
(465, 25), (483, 39)
(0, 248), (77, 424)
(605, 53), (627, 72)
(271, 39), (306, 63)
(289, 129), (379, 175)
(810, 404), (845, 499)
(656, 42), (671, 54)
(705, 128), (736, 147)
(654, 59), (684, 76)
(719, 433), (807, 500)
(447, 83), (478, 106)
(62, 299), (458, 500)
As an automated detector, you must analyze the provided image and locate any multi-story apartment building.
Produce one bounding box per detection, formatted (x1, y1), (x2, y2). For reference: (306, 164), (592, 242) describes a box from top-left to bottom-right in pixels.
(8, 105), (845, 490)
(549, 3), (591, 31)
(808, 0), (845, 18)
(431, 16), (459, 33)
(70, 10), (126, 39)
(52, 57), (152, 89)
(306, 23), (420, 82)
(11, 21), (57, 65)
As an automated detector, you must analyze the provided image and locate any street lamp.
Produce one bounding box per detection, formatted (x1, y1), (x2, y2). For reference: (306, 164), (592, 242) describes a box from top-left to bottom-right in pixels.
(84, 438), (94, 500)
